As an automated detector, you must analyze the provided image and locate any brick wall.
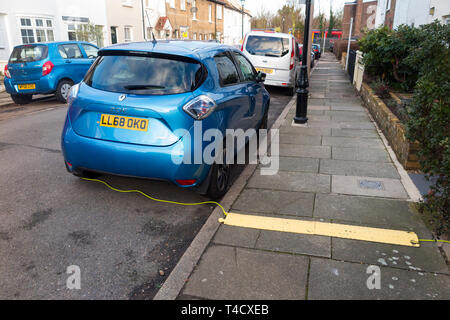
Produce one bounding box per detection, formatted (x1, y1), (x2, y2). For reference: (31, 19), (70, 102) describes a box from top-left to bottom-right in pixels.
(360, 82), (420, 170)
(166, 0), (224, 41)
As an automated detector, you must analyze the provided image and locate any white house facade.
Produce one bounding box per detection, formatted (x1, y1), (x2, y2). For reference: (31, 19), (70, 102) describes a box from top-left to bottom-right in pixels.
(223, 0), (251, 46)
(0, 0), (108, 67)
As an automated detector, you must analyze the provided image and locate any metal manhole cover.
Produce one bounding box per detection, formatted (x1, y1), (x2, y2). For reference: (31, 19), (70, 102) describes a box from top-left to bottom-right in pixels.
(358, 179), (384, 190)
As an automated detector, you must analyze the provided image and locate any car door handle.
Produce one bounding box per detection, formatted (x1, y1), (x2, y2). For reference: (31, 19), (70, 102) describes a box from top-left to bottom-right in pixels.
(65, 60), (72, 64)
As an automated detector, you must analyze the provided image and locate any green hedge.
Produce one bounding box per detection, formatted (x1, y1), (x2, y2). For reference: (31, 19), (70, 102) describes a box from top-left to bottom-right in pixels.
(360, 21), (450, 236)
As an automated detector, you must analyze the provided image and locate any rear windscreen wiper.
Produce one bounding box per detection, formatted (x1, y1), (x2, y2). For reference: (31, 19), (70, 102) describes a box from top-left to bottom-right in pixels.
(123, 85), (165, 90)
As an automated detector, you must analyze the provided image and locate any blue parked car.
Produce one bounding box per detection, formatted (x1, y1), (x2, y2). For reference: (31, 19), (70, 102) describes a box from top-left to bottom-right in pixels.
(4, 41), (99, 104)
(61, 41), (270, 199)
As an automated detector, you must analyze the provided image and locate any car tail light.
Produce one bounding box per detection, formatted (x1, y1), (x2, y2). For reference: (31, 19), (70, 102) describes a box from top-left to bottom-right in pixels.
(241, 34), (247, 52)
(176, 179), (197, 186)
(182, 95), (217, 120)
(290, 38), (295, 70)
(42, 61), (54, 76)
(4, 64), (11, 78)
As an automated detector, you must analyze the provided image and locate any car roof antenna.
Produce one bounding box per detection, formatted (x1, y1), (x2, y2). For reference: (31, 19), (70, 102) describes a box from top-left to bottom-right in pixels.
(152, 32), (157, 45)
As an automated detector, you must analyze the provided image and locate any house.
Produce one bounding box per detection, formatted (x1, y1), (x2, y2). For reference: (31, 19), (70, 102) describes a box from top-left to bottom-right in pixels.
(342, 0), (378, 39)
(0, 0), (108, 70)
(223, 0), (251, 46)
(105, 0), (145, 45)
(164, 0), (225, 41)
(144, 0), (169, 39)
(375, 0), (450, 29)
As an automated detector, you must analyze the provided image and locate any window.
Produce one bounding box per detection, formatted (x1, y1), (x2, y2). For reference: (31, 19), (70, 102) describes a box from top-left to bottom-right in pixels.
(168, 0), (175, 8)
(245, 36), (290, 57)
(209, 4), (212, 23)
(193, 33), (197, 40)
(111, 26), (118, 44)
(217, 5), (222, 20)
(180, 0), (186, 11)
(124, 26), (132, 42)
(192, 0), (197, 20)
(82, 43), (99, 58)
(20, 17), (54, 44)
(233, 53), (256, 82)
(58, 44), (83, 59)
(68, 24), (77, 40)
(9, 45), (48, 63)
(214, 53), (239, 86)
(21, 29), (34, 44)
(386, 0), (391, 11)
(85, 55), (203, 95)
(122, 0), (133, 7)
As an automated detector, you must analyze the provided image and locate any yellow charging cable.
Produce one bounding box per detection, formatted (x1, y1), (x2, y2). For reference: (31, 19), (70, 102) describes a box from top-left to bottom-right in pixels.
(81, 178), (450, 246)
(81, 177), (229, 216)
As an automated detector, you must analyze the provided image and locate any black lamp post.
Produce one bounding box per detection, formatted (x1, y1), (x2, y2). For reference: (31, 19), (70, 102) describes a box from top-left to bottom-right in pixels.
(294, 0), (312, 124)
(241, 0), (246, 39)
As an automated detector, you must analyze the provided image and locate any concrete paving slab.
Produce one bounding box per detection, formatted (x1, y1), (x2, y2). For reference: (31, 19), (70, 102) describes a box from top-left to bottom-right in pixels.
(213, 225), (259, 249)
(260, 156), (319, 173)
(314, 194), (426, 230)
(339, 121), (376, 130)
(278, 133), (322, 146)
(183, 246), (309, 300)
(322, 136), (385, 148)
(332, 114), (371, 122)
(308, 105), (330, 111)
(279, 125), (331, 137)
(320, 159), (400, 179)
(232, 188), (315, 217)
(307, 120), (341, 129)
(331, 128), (379, 138)
(278, 144), (331, 159)
(330, 105), (366, 112)
(332, 147), (392, 162)
(255, 230), (331, 258)
(308, 258), (450, 300)
(331, 238), (449, 274)
(332, 175), (408, 199)
(247, 170), (331, 193)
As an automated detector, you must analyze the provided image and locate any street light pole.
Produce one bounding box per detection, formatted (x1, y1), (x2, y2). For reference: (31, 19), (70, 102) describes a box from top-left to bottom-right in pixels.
(241, 0), (245, 40)
(294, 0), (312, 124)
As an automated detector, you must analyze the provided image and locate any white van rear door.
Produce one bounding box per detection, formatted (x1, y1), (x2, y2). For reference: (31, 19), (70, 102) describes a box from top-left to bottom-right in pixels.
(244, 35), (292, 74)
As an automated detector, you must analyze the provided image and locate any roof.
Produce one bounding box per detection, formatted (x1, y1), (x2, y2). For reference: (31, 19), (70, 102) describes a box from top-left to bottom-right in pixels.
(100, 40), (234, 60)
(155, 17), (169, 31)
(223, 0), (252, 17)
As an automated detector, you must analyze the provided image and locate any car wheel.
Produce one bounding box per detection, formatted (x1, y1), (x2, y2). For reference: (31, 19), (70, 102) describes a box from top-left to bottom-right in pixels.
(11, 94), (32, 105)
(207, 146), (231, 200)
(56, 79), (74, 103)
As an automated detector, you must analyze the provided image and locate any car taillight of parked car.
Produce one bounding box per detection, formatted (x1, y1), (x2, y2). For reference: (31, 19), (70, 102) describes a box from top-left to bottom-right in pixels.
(290, 38), (295, 70)
(4, 64), (11, 78)
(42, 61), (54, 76)
(241, 35), (247, 52)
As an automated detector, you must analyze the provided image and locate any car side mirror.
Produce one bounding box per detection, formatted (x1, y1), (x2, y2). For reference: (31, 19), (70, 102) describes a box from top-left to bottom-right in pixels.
(256, 71), (266, 83)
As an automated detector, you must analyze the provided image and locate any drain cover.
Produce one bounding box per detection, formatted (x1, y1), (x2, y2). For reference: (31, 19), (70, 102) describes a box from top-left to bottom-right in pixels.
(358, 179), (384, 190)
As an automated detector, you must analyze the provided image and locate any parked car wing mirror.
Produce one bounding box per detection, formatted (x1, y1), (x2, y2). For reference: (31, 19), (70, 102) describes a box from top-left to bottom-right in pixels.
(256, 71), (266, 83)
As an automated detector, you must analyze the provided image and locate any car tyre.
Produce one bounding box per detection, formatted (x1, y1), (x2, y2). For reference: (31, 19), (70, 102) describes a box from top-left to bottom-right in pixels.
(56, 79), (74, 103)
(207, 146), (231, 200)
(11, 94), (32, 105)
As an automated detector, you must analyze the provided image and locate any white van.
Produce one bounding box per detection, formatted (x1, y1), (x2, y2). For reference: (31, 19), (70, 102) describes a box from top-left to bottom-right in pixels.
(241, 31), (301, 95)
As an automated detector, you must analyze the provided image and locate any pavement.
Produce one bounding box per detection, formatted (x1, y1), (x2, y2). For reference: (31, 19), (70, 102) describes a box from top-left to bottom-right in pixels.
(162, 53), (450, 300)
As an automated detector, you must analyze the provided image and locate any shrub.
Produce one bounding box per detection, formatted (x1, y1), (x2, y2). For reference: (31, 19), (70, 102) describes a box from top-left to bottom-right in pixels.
(358, 25), (421, 91)
(405, 21), (450, 236)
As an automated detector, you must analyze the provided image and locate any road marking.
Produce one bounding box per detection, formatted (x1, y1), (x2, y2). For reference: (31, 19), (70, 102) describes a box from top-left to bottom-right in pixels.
(219, 212), (420, 247)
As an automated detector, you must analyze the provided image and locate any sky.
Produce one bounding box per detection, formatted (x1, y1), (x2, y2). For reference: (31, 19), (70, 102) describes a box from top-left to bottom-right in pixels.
(244, 0), (349, 18)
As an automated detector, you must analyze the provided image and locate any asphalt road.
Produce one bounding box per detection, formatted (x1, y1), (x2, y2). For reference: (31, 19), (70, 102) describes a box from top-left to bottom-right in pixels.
(0, 86), (292, 299)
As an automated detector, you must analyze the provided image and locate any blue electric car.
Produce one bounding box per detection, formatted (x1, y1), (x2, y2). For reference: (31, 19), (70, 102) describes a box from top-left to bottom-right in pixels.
(61, 41), (270, 199)
(4, 41), (99, 104)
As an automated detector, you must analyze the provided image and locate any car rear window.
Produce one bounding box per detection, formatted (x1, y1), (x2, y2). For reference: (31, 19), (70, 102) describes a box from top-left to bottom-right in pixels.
(84, 55), (204, 95)
(8, 45), (48, 64)
(245, 36), (290, 57)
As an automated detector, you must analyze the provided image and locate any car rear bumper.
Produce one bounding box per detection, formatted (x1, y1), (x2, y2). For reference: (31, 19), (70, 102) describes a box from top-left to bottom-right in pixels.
(4, 76), (57, 95)
(61, 115), (210, 188)
(262, 69), (295, 88)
